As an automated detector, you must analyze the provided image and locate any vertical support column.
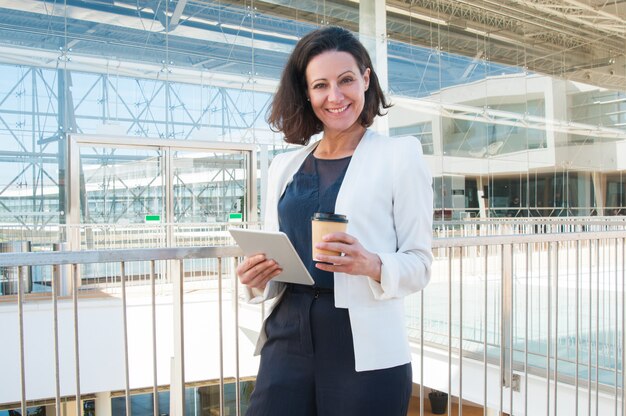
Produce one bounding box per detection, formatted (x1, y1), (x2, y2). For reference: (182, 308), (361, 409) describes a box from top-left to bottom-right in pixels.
(592, 172), (606, 216)
(17, 268), (27, 416)
(31, 69), (37, 217)
(431, 114), (444, 158)
(247, 147), (258, 224)
(63, 401), (78, 416)
(71, 264), (81, 416)
(545, 78), (566, 156)
(359, 0), (388, 135)
(58, 68), (69, 234)
(53, 242), (76, 296)
(501, 244), (512, 387)
(94, 392), (112, 416)
(66, 135), (81, 250)
(577, 171), (593, 216)
(477, 176), (487, 220)
(170, 260), (185, 416)
(165, 146), (174, 248)
(259, 144), (268, 224)
(149, 260), (160, 416)
(58, 69), (78, 244)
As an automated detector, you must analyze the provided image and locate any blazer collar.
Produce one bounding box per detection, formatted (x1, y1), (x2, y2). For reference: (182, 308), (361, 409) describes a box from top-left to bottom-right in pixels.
(277, 129), (376, 198)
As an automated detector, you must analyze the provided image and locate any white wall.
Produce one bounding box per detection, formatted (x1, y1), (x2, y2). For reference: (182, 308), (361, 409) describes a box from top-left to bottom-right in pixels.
(425, 148), (555, 177)
(562, 141), (626, 171)
(0, 287), (261, 404)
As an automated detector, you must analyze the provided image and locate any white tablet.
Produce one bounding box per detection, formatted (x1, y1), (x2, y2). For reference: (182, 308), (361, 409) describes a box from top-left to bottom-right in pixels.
(229, 228), (315, 286)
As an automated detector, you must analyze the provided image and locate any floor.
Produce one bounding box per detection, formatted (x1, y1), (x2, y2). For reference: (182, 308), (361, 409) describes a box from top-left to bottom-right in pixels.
(408, 396), (484, 416)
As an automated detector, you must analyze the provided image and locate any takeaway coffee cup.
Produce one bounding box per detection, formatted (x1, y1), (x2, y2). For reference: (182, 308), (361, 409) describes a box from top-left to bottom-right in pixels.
(311, 212), (348, 261)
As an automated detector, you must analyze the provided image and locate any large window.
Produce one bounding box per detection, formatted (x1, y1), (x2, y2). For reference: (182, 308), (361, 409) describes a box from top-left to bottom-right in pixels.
(0, 0), (624, 234)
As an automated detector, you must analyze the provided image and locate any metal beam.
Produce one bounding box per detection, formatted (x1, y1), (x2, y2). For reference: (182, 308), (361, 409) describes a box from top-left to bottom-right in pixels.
(169, 0), (188, 30)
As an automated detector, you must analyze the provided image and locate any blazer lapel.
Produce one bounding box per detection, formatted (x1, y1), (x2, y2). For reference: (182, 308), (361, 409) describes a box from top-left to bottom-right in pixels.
(276, 140), (319, 199)
(335, 129), (374, 215)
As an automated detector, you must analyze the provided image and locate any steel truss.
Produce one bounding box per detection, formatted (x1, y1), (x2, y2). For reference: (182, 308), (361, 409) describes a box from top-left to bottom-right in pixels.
(0, 61), (272, 229)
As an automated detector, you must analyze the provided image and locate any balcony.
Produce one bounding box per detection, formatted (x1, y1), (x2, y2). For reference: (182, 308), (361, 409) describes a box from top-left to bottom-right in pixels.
(1, 219), (625, 416)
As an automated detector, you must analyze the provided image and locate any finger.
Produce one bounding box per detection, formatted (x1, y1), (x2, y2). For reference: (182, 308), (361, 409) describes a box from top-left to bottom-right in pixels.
(315, 241), (348, 254)
(315, 261), (333, 272)
(247, 263), (281, 288)
(237, 254), (266, 276)
(316, 242), (361, 260)
(249, 259), (277, 278)
(260, 266), (283, 286)
(246, 264), (279, 288)
(322, 232), (356, 244)
(240, 259), (275, 284)
(314, 253), (345, 265)
(256, 261), (281, 282)
(245, 254), (267, 268)
(315, 262), (348, 273)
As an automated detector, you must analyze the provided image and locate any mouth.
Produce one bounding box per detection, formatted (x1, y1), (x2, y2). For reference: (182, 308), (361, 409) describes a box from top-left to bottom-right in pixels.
(326, 104), (350, 114)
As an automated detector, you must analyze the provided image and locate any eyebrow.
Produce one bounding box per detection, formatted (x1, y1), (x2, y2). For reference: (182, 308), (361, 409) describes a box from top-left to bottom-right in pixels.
(309, 70), (356, 85)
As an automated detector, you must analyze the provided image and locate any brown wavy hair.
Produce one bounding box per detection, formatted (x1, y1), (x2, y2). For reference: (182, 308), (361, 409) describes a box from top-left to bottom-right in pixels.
(267, 26), (391, 145)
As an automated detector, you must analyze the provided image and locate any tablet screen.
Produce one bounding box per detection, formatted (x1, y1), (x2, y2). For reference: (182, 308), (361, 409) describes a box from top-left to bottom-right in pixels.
(229, 228), (314, 286)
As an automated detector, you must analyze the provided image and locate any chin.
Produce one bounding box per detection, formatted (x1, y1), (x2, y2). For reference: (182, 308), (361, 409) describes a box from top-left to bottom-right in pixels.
(323, 117), (358, 132)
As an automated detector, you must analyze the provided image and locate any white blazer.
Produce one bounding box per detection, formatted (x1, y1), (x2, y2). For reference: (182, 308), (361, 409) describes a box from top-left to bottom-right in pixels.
(247, 129), (433, 372)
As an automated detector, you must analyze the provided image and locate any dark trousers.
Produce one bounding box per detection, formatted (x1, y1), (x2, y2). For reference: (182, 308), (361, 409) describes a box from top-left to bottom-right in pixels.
(246, 285), (412, 416)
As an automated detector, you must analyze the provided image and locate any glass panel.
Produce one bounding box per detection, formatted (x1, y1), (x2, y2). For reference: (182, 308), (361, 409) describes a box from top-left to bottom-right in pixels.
(606, 174), (626, 215)
(0, 66), (62, 240)
(172, 149), (249, 223)
(79, 145), (164, 225)
(109, 381), (256, 416)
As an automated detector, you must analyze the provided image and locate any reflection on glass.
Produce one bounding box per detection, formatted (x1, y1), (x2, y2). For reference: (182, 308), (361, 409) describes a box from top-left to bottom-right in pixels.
(80, 147), (164, 224)
(172, 150), (248, 223)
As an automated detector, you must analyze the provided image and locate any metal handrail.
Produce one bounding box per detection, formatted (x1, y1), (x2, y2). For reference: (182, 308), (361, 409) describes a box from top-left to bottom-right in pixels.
(1, 230), (625, 268)
(431, 230), (626, 247)
(0, 246), (242, 267)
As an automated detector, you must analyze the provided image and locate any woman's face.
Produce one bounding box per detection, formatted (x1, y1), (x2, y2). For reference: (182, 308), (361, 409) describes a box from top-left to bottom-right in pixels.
(305, 50), (370, 136)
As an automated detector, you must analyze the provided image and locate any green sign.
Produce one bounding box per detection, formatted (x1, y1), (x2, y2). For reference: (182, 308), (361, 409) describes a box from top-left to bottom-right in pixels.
(145, 215), (161, 222)
(229, 213), (243, 222)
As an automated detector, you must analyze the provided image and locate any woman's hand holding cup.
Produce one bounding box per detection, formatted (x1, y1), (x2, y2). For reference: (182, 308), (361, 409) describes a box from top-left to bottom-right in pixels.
(312, 212), (382, 282)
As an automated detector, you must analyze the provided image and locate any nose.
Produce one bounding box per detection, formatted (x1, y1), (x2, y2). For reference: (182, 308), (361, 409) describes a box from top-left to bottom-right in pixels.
(328, 83), (344, 102)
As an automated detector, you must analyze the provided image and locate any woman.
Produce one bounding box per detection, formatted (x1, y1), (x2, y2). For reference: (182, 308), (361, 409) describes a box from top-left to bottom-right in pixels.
(237, 26), (433, 415)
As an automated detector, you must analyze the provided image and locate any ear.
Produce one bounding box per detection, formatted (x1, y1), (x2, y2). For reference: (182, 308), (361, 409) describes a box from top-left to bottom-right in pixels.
(363, 68), (371, 91)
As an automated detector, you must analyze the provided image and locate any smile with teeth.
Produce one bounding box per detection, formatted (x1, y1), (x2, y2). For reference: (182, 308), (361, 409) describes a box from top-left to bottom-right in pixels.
(327, 104), (350, 113)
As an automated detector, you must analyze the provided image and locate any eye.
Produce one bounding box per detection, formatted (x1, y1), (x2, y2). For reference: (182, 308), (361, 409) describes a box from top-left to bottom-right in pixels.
(312, 83), (326, 89)
(340, 77), (354, 84)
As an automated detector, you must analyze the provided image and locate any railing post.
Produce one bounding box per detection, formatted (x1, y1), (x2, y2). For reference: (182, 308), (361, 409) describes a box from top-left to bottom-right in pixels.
(53, 242), (74, 296)
(502, 242), (514, 390)
(170, 260), (185, 416)
(500, 240), (512, 394)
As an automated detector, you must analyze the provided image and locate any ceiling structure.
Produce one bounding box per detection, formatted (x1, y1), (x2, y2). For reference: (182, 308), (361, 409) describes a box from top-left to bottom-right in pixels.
(393, 0), (626, 90)
(238, 0), (626, 91)
(0, 0), (623, 93)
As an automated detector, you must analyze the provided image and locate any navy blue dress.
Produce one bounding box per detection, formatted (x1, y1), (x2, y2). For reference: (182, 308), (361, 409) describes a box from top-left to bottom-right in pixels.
(277, 152), (351, 288)
(246, 151), (412, 416)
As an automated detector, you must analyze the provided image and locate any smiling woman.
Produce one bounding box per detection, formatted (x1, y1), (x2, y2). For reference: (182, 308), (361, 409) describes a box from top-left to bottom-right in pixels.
(305, 51), (370, 145)
(267, 26), (391, 147)
(236, 26), (433, 416)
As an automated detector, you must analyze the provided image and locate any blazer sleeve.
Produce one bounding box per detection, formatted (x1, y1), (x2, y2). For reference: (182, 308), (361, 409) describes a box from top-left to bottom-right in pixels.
(368, 138), (433, 299)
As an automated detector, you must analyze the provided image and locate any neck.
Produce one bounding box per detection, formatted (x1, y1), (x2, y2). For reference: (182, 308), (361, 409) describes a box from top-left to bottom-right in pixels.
(315, 125), (366, 159)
